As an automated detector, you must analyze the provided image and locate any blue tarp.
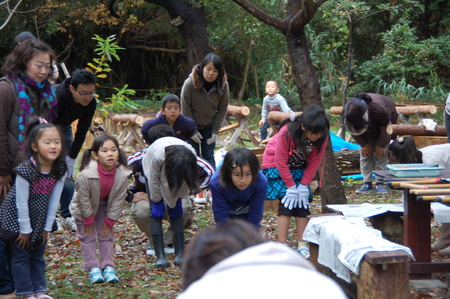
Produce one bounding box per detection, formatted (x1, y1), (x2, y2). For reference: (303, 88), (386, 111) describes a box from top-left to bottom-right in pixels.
(330, 131), (360, 151)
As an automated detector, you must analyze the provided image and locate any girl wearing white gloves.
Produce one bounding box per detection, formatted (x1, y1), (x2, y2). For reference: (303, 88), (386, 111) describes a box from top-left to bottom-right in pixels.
(261, 106), (329, 259)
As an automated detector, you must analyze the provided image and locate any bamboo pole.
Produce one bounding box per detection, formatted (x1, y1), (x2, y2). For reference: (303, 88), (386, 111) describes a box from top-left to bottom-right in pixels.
(417, 195), (450, 202)
(410, 189), (450, 195)
(399, 182), (450, 189)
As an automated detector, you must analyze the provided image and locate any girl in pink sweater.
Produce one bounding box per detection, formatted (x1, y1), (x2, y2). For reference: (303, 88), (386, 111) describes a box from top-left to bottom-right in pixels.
(261, 105), (329, 259)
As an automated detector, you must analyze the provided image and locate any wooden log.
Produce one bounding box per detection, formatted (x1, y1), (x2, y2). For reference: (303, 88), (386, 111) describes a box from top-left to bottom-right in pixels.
(387, 124), (447, 136)
(267, 111), (303, 123)
(413, 136), (448, 148)
(109, 113), (145, 126)
(357, 251), (410, 299)
(227, 105), (250, 116)
(330, 105), (437, 116)
(333, 148), (361, 175)
(219, 122), (240, 133)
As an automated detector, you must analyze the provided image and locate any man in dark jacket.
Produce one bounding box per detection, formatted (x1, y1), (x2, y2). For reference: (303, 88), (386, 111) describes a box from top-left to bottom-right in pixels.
(343, 92), (397, 194)
(53, 69), (97, 231)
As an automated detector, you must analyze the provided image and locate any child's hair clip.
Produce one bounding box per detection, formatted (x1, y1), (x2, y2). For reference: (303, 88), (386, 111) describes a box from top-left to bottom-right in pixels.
(397, 136), (404, 144)
(39, 117), (47, 124)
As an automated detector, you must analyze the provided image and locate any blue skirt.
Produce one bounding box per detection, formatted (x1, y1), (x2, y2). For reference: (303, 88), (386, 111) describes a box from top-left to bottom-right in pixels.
(262, 167), (312, 201)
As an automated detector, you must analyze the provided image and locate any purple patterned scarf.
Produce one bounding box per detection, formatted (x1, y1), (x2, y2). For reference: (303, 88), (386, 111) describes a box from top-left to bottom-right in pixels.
(8, 73), (58, 152)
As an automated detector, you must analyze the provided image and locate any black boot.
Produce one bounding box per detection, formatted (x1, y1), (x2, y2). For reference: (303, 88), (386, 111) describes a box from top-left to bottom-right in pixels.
(152, 234), (170, 268)
(173, 232), (184, 266)
(170, 217), (184, 266)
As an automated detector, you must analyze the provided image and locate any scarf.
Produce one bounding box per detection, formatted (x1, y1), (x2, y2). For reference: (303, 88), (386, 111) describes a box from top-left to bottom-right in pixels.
(9, 73), (58, 152)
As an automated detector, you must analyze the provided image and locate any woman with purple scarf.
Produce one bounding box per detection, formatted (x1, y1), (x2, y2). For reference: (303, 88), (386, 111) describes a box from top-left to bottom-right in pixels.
(0, 38), (58, 299)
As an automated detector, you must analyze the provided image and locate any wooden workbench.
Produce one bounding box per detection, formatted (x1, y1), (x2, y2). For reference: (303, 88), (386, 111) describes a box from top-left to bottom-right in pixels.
(374, 169), (450, 279)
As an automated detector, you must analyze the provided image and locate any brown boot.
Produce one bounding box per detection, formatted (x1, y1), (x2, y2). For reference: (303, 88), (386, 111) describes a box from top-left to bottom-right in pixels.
(431, 223), (450, 251)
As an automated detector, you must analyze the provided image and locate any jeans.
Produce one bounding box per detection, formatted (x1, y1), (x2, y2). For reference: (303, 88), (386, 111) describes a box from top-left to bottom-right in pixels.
(60, 178), (74, 219)
(0, 238), (14, 295)
(188, 126), (216, 169)
(60, 125), (75, 219)
(360, 138), (388, 183)
(260, 120), (270, 140)
(10, 240), (47, 296)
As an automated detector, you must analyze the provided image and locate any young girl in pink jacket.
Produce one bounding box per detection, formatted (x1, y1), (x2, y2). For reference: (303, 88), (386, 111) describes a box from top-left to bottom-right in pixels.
(262, 105), (329, 259)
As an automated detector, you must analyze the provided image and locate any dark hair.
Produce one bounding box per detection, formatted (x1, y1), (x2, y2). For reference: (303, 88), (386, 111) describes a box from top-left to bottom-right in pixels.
(144, 124), (175, 145)
(388, 137), (422, 164)
(195, 53), (226, 95)
(281, 105), (329, 154)
(15, 31), (36, 44)
(164, 145), (200, 197)
(25, 117), (67, 180)
(161, 94), (181, 109)
(182, 219), (265, 290)
(80, 134), (128, 171)
(266, 80), (278, 88)
(70, 69), (96, 89)
(220, 148), (260, 187)
(343, 97), (369, 133)
(2, 39), (56, 77)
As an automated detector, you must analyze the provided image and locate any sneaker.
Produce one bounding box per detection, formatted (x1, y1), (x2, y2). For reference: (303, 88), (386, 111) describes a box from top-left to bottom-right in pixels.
(193, 192), (206, 204)
(375, 184), (389, 194)
(298, 246), (310, 259)
(103, 266), (119, 283)
(53, 218), (64, 234)
(355, 183), (373, 194)
(61, 216), (77, 232)
(146, 247), (155, 256)
(89, 268), (105, 284)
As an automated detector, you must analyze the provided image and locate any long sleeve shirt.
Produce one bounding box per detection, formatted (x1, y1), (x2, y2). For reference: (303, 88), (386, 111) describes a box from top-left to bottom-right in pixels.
(210, 171), (268, 227)
(261, 93), (292, 120)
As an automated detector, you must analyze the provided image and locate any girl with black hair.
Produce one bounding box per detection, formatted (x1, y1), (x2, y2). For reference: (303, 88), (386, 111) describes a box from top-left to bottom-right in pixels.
(142, 137), (200, 268)
(70, 134), (132, 284)
(262, 105), (329, 259)
(0, 118), (67, 299)
(210, 148), (268, 228)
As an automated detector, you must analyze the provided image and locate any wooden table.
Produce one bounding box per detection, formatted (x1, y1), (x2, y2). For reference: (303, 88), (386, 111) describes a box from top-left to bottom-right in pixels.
(374, 169), (450, 279)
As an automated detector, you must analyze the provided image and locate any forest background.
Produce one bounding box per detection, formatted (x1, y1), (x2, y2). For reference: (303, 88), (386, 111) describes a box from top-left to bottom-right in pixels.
(0, 1), (450, 298)
(0, 0), (448, 110)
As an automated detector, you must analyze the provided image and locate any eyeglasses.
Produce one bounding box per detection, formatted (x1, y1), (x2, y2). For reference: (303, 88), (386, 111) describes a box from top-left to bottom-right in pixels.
(76, 89), (96, 97)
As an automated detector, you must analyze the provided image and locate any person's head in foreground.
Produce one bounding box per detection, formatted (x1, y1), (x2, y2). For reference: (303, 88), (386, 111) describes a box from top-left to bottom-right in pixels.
(179, 219), (348, 299)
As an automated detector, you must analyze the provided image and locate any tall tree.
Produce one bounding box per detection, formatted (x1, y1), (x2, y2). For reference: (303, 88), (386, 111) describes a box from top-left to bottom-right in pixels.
(231, 0), (346, 209)
(108, 0), (210, 69)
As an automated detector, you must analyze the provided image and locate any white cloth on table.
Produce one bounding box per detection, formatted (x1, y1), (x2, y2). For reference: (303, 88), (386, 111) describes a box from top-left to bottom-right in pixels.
(303, 216), (414, 283)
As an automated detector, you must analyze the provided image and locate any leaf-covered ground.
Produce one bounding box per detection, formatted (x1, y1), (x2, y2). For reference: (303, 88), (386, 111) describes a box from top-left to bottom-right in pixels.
(44, 180), (450, 298)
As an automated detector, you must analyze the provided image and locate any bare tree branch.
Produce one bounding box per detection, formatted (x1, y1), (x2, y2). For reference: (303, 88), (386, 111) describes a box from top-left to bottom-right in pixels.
(0, 0), (24, 30)
(231, 0), (285, 33)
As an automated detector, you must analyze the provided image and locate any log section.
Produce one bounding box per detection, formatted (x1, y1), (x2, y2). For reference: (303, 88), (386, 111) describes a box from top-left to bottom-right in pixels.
(387, 124), (447, 136)
(330, 105), (437, 116)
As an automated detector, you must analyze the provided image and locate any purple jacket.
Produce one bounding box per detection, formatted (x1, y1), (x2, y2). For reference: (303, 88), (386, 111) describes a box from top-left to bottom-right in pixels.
(141, 112), (197, 143)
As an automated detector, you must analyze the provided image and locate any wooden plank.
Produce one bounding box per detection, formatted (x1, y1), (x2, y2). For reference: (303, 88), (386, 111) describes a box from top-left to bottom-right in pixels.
(364, 250), (410, 265)
(408, 262), (450, 274)
(218, 122), (240, 133)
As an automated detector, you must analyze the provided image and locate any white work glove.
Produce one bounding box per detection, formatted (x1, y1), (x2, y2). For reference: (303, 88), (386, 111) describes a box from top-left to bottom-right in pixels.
(281, 186), (299, 210)
(65, 156), (76, 177)
(297, 183), (309, 209)
(207, 133), (218, 145)
(191, 132), (203, 144)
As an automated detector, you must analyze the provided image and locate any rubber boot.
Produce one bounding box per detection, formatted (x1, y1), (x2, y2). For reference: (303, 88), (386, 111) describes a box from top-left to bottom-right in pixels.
(170, 217), (184, 266)
(173, 232), (184, 266)
(432, 223), (450, 251)
(151, 234), (170, 268)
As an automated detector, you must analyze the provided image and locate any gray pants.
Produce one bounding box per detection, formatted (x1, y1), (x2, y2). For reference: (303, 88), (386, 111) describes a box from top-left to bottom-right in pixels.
(360, 139), (388, 183)
(130, 198), (192, 248)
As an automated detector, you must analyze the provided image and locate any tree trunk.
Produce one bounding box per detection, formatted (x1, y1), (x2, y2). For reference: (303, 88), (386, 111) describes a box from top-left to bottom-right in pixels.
(145, 0), (210, 68)
(236, 40), (253, 101)
(231, 0), (346, 208)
